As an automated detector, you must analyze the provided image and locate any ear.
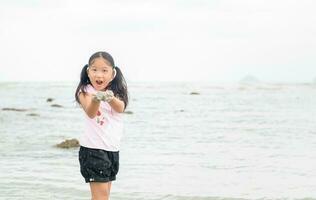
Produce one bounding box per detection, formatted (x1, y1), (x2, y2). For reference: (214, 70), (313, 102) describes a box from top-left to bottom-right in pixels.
(111, 68), (117, 80)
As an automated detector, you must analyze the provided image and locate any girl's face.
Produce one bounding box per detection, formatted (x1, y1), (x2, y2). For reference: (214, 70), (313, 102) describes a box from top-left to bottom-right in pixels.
(87, 57), (115, 91)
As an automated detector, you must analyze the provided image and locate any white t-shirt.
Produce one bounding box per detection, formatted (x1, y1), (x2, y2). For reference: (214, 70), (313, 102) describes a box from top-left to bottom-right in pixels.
(79, 84), (124, 151)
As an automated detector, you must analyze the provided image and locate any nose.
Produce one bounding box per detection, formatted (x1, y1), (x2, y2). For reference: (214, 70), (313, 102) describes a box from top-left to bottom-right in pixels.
(95, 70), (103, 77)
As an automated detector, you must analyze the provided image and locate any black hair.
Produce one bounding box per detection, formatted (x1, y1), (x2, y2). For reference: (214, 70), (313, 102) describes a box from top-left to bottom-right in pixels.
(75, 51), (129, 110)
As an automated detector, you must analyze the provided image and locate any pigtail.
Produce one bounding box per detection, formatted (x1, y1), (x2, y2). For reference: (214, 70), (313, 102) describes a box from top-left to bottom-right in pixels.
(109, 66), (129, 110)
(75, 64), (90, 104)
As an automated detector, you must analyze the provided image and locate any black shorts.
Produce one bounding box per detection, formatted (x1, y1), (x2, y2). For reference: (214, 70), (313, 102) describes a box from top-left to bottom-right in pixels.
(79, 146), (119, 183)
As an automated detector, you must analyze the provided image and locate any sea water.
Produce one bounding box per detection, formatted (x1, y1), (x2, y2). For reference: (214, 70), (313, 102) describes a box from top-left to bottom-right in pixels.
(0, 81), (316, 200)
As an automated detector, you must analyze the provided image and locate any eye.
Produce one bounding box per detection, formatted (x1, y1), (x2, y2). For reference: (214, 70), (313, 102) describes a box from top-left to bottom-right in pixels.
(92, 68), (97, 72)
(103, 69), (108, 73)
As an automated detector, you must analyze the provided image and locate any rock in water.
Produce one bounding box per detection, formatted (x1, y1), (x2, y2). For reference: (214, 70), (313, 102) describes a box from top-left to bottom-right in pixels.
(56, 138), (79, 148)
(27, 113), (40, 117)
(190, 92), (200, 95)
(2, 108), (28, 112)
(51, 104), (63, 108)
(46, 98), (54, 102)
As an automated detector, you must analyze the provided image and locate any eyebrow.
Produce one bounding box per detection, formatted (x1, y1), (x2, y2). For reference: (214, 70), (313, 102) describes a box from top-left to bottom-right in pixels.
(90, 65), (110, 69)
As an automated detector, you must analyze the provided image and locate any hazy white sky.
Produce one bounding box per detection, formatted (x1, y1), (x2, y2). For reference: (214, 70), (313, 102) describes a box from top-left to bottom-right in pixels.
(0, 0), (315, 82)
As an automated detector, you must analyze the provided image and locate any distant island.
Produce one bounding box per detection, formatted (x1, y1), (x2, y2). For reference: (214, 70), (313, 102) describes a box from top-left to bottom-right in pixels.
(239, 75), (260, 84)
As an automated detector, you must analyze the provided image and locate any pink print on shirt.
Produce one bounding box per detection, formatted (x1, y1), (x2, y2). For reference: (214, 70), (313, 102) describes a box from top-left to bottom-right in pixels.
(96, 110), (105, 126)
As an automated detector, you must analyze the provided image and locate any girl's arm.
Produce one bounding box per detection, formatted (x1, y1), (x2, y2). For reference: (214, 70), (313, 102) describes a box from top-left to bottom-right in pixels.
(78, 93), (101, 118)
(108, 97), (125, 113)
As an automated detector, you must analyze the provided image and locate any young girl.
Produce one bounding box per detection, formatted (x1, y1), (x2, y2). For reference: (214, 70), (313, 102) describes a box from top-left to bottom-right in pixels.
(75, 51), (128, 200)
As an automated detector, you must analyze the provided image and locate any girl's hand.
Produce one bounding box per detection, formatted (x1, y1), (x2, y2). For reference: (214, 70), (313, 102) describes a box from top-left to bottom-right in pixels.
(93, 90), (114, 102)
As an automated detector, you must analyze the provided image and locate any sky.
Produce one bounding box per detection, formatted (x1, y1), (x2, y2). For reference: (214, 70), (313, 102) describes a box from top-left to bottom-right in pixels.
(0, 0), (315, 83)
